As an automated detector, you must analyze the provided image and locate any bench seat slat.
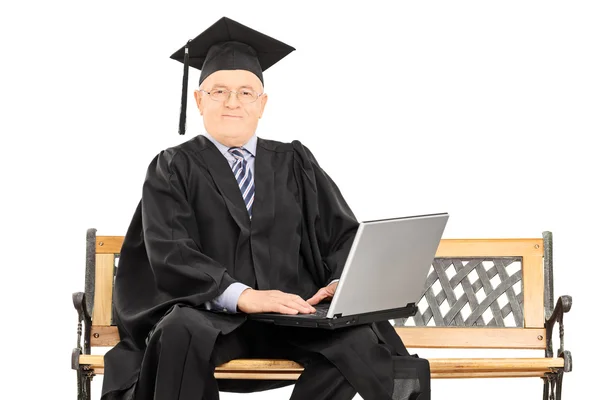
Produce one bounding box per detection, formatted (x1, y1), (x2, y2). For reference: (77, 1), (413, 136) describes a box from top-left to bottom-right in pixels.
(79, 355), (564, 379)
(213, 371), (554, 380)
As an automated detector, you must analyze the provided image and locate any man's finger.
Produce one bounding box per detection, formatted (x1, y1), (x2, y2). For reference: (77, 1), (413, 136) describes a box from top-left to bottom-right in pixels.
(306, 290), (327, 306)
(282, 299), (313, 313)
(286, 298), (313, 313)
(306, 296), (319, 306)
(291, 296), (316, 312)
(274, 303), (300, 315)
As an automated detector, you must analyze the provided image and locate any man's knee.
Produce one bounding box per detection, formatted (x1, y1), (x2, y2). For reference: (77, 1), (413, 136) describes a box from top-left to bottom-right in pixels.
(149, 305), (201, 344)
(333, 324), (379, 347)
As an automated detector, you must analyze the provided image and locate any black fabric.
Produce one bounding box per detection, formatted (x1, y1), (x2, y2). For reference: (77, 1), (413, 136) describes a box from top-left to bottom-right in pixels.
(170, 17), (295, 82)
(119, 304), (425, 400)
(198, 41), (264, 86)
(100, 134), (430, 399)
(391, 356), (430, 400)
(129, 305), (357, 400)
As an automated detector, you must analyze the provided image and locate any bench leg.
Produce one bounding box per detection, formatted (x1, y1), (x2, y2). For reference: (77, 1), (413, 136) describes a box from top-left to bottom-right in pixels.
(542, 371), (564, 400)
(73, 293), (93, 400)
(77, 369), (92, 400)
(555, 371), (564, 400)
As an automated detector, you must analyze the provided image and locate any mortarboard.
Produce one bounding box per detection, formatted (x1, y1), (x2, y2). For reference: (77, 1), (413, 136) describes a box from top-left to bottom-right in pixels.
(170, 17), (296, 135)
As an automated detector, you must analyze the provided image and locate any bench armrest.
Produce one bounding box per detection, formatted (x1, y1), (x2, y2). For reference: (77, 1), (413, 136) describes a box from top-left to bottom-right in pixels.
(545, 295), (572, 372)
(72, 292), (92, 370)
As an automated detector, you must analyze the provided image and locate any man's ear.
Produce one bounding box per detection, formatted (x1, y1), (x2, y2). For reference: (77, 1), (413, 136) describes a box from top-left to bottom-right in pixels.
(194, 90), (203, 115)
(259, 93), (268, 119)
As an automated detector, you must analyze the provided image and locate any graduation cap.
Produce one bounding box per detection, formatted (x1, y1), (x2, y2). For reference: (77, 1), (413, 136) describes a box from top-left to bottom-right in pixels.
(170, 17), (296, 135)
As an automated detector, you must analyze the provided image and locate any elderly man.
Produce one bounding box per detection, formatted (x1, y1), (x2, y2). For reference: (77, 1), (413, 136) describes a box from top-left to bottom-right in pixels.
(101, 17), (429, 400)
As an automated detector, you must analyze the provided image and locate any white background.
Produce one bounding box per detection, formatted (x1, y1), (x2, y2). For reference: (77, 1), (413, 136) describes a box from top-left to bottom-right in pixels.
(1, 1), (598, 399)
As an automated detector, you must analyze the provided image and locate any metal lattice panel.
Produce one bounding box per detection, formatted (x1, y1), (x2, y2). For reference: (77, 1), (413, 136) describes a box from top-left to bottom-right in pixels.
(395, 257), (524, 327)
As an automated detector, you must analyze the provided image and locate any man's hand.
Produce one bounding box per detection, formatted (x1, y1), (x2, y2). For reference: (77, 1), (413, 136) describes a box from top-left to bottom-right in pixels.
(237, 289), (317, 315)
(306, 281), (338, 306)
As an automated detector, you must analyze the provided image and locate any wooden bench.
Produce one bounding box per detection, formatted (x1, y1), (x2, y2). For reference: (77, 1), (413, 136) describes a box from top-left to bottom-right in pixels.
(72, 229), (572, 400)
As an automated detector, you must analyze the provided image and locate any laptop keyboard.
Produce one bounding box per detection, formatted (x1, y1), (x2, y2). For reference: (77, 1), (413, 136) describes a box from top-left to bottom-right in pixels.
(294, 303), (330, 318)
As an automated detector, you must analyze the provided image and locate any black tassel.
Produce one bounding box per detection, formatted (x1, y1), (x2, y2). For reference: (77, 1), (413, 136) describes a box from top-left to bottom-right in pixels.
(178, 40), (191, 135)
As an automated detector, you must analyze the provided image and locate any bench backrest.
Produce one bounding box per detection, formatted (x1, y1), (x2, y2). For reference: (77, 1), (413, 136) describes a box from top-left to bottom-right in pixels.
(84, 229), (554, 351)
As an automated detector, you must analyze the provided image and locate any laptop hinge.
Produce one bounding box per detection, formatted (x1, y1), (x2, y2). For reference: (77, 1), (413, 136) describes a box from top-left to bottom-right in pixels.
(333, 313), (343, 319)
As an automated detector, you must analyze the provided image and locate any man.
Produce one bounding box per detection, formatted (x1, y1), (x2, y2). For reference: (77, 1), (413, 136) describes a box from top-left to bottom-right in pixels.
(101, 17), (429, 400)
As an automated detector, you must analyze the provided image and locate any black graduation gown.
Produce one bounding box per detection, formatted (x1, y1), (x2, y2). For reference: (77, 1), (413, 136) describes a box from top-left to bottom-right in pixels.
(100, 135), (424, 400)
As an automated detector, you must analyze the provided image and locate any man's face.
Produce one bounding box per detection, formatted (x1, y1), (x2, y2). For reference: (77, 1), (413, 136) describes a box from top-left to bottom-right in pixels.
(194, 69), (268, 147)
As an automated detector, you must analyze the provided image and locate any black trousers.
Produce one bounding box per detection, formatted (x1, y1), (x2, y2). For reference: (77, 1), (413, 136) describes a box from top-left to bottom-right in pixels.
(132, 305), (418, 400)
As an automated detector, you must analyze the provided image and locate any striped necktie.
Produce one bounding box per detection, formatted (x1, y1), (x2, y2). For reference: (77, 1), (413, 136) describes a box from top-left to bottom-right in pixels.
(228, 147), (255, 217)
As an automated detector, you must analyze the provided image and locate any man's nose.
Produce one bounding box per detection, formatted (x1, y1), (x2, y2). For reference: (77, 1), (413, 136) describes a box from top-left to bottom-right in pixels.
(224, 91), (241, 108)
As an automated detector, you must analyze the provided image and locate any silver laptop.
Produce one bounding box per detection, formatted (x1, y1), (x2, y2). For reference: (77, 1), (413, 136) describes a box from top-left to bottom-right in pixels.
(248, 212), (449, 329)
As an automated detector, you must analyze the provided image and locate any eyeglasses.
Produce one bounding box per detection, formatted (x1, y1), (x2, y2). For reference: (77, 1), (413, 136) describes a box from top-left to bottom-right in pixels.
(199, 88), (264, 104)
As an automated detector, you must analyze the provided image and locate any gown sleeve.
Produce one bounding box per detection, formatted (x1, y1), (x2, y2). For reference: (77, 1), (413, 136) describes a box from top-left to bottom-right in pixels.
(292, 141), (360, 285)
(141, 148), (237, 301)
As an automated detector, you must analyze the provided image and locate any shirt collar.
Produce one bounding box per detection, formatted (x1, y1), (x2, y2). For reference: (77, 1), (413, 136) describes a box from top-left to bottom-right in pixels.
(204, 132), (257, 157)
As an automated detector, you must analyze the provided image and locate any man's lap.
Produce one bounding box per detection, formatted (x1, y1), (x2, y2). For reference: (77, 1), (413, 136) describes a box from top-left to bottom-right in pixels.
(152, 305), (387, 363)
